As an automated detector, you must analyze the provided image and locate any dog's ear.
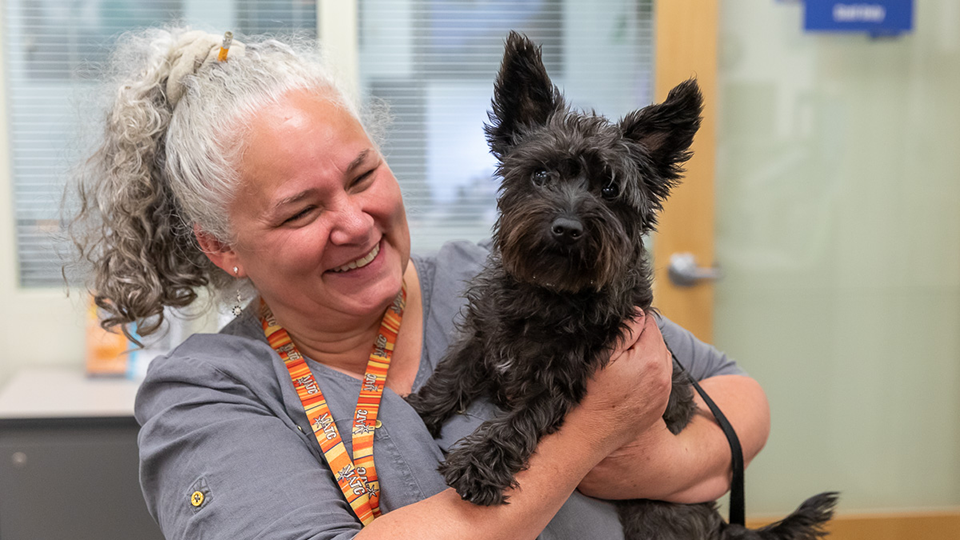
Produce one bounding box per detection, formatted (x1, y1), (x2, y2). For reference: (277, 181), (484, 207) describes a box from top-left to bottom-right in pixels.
(619, 79), (703, 200)
(485, 31), (563, 159)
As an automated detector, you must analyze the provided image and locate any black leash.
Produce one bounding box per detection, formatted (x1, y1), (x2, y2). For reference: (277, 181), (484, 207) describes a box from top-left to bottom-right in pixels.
(671, 355), (746, 527)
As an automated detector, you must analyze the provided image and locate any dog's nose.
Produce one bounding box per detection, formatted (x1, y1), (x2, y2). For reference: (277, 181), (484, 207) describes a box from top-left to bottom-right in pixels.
(550, 217), (583, 244)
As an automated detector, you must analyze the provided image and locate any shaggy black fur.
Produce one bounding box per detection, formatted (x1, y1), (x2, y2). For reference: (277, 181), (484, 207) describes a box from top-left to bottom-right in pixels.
(406, 31), (837, 539)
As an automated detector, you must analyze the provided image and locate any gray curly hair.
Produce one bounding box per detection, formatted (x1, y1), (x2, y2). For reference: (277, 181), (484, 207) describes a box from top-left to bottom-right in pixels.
(67, 27), (376, 338)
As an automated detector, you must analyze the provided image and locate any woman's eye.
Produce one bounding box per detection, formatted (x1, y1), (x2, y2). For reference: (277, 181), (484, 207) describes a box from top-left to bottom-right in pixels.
(532, 169), (549, 187)
(352, 168), (377, 189)
(284, 207), (314, 224)
(601, 183), (619, 200)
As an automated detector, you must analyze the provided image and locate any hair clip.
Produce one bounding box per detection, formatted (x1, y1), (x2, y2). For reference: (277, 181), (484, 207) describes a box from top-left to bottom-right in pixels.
(217, 31), (234, 62)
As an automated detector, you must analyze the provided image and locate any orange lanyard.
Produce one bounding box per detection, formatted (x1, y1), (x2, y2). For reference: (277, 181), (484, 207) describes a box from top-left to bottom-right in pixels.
(260, 283), (406, 526)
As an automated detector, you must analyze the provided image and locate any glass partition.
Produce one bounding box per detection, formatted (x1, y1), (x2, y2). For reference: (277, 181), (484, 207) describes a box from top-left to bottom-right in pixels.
(716, 0), (960, 514)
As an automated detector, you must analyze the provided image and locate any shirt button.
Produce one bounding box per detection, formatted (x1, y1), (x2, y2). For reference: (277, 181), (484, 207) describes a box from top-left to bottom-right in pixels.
(375, 420), (382, 428)
(191, 491), (205, 507)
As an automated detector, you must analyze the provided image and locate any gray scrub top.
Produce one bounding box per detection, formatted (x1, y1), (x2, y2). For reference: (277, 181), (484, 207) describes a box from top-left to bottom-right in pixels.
(135, 240), (744, 540)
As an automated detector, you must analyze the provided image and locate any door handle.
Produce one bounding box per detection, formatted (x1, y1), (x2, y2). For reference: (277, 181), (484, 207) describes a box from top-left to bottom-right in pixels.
(667, 252), (722, 287)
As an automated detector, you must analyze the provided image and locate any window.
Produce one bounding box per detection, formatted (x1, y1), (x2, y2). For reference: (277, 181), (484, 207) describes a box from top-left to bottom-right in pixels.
(3, 0), (653, 286)
(359, 0), (655, 252)
(2, 0), (317, 287)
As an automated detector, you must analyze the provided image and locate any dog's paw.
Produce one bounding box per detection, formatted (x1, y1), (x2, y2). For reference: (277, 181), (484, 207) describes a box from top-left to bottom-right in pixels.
(439, 447), (517, 506)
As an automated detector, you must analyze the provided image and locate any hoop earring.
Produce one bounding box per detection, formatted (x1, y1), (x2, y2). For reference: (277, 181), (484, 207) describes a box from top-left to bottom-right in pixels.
(232, 267), (243, 317)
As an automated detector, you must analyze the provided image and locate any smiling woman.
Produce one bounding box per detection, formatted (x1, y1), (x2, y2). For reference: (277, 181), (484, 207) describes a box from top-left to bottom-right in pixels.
(196, 90), (411, 358)
(66, 26), (771, 540)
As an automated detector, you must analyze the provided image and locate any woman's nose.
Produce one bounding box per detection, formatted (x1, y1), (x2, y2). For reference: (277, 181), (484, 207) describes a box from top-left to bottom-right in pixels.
(328, 195), (374, 246)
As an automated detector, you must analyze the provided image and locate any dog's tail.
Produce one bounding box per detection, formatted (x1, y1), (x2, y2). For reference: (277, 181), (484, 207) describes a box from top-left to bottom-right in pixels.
(722, 492), (839, 540)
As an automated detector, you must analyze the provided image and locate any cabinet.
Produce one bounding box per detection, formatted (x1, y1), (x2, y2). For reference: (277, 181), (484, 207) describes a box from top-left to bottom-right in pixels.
(0, 370), (164, 540)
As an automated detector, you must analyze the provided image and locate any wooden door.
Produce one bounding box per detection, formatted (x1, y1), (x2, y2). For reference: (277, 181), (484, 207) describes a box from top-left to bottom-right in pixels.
(651, 0), (719, 343)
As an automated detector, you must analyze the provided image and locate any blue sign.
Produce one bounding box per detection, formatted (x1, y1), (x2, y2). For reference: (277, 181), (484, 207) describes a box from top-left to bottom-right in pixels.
(804, 0), (913, 35)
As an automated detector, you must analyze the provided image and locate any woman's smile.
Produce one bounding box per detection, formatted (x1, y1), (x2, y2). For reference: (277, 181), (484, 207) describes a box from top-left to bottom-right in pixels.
(328, 239), (383, 274)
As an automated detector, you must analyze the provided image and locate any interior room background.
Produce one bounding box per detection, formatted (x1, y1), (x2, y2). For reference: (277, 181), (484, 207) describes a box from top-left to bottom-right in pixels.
(0, 0), (957, 527)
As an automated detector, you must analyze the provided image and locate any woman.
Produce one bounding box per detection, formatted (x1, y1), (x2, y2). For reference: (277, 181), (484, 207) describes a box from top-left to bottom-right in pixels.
(70, 28), (770, 540)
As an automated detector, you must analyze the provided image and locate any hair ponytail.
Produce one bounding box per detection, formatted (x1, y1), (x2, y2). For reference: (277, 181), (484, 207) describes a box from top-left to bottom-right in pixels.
(68, 29), (213, 338)
(66, 27), (371, 338)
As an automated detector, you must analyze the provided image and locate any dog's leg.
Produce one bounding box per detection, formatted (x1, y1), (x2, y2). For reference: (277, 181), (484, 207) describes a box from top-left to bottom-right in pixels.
(439, 391), (574, 506)
(405, 336), (490, 438)
(662, 362), (696, 435)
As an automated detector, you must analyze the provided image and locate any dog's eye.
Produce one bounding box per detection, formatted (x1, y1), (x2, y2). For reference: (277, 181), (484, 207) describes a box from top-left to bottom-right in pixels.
(601, 183), (620, 200)
(532, 170), (549, 187)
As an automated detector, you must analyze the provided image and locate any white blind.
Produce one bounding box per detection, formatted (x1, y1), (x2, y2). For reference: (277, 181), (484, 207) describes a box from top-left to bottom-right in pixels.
(358, 0), (654, 252)
(3, 0), (318, 287)
(4, 0), (653, 287)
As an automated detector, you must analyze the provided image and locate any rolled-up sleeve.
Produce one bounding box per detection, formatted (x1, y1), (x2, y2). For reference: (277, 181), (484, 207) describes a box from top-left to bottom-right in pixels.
(656, 314), (746, 381)
(135, 352), (362, 540)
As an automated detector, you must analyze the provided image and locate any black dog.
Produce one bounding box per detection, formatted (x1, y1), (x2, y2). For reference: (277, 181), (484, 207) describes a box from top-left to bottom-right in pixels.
(407, 32), (836, 540)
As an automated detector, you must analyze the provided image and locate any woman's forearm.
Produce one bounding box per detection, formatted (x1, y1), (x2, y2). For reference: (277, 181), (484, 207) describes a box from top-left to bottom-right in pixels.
(356, 404), (621, 540)
(668, 374), (770, 502)
(578, 374), (771, 503)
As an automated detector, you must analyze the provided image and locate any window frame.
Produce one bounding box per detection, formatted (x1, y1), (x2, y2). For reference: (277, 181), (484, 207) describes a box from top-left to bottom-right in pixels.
(0, 2), (355, 383)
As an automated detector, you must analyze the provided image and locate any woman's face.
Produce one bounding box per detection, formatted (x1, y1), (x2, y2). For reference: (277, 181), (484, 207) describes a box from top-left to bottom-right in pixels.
(216, 89), (410, 323)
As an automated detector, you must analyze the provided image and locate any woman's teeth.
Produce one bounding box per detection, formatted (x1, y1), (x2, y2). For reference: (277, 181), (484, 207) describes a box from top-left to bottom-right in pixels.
(332, 243), (380, 273)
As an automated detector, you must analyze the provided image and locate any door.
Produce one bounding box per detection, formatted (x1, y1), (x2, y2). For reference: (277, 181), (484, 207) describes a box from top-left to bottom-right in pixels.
(651, 0), (718, 343)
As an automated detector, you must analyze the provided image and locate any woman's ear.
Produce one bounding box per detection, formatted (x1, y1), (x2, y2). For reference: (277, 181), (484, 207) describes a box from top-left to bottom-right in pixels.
(194, 224), (243, 277)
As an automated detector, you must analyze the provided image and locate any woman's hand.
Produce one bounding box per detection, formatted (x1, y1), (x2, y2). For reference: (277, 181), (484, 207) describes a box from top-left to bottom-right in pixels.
(569, 311), (674, 454)
(577, 315), (771, 503)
